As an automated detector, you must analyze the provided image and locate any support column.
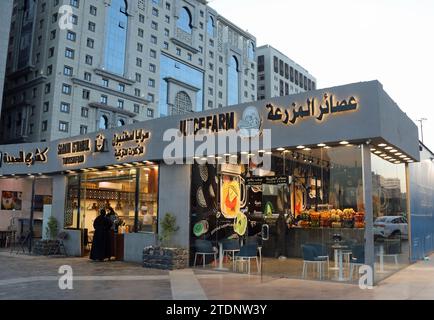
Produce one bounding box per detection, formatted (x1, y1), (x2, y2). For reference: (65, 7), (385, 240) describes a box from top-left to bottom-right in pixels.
(361, 144), (375, 280)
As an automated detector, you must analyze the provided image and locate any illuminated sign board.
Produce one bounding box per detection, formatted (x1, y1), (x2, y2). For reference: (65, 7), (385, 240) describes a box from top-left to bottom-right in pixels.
(266, 94), (358, 125)
(58, 139), (91, 165)
(179, 112), (235, 136)
(2, 148), (49, 167)
(112, 129), (150, 160)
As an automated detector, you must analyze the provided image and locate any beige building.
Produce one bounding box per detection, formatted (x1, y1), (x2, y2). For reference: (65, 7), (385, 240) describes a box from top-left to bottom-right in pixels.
(0, 0), (257, 143)
(257, 44), (316, 100)
(0, 0), (14, 117)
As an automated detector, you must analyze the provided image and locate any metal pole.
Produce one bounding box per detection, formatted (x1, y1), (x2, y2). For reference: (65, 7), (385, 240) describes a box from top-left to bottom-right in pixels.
(28, 176), (36, 253)
(134, 168), (140, 233)
(417, 118), (427, 144)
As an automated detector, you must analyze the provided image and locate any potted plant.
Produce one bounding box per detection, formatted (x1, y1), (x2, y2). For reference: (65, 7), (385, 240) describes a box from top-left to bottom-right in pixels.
(143, 213), (188, 270)
(46, 216), (58, 240)
(34, 216), (59, 255)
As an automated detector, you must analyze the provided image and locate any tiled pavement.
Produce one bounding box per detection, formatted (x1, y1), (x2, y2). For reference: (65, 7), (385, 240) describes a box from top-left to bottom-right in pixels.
(0, 250), (433, 300)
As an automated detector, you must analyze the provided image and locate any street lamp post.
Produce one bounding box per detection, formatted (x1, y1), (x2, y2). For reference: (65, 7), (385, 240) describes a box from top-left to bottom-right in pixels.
(416, 118), (427, 144)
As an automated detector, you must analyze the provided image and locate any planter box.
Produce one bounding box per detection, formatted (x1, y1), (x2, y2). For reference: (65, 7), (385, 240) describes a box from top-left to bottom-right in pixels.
(143, 246), (188, 270)
(33, 240), (61, 256)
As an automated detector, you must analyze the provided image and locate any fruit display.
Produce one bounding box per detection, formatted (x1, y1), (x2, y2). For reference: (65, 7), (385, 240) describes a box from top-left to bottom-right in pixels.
(310, 220), (320, 228)
(354, 212), (365, 223)
(309, 211), (320, 228)
(300, 211), (310, 221)
(332, 221), (342, 228)
(298, 220), (311, 228)
(354, 221), (365, 228)
(342, 208), (356, 220)
(320, 211), (331, 227)
(330, 209), (342, 222)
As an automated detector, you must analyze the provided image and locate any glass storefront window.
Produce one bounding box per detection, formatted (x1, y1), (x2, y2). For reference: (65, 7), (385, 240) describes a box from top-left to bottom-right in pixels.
(64, 164), (159, 234)
(190, 146), (366, 282)
(371, 154), (409, 281)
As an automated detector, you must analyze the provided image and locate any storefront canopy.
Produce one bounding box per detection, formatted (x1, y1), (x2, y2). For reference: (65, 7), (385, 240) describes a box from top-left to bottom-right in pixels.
(0, 80), (420, 176)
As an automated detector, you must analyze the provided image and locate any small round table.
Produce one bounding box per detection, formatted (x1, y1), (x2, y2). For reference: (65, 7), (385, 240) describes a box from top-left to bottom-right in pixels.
(331, 243), (349, 281)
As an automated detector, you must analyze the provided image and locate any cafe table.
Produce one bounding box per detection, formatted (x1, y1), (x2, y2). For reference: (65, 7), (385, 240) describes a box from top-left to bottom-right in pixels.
(214, 242), (229, 271)
(331, 243), (349, 281)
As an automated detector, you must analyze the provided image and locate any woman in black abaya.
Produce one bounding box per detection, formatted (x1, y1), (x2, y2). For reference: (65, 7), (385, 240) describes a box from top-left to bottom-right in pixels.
(90, 209), (112, 261)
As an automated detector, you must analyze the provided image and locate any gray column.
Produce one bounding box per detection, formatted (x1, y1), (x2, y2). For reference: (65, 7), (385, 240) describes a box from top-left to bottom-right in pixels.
(51, 175), (67, 228)
(361, 144), (375, 277)
(158, 164), (191, 249)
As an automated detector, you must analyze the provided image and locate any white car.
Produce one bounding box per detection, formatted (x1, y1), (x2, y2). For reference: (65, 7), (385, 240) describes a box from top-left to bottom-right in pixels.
(374, 216), (408, 239)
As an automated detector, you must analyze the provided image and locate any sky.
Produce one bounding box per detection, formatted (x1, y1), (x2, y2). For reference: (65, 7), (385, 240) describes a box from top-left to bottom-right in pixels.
(209, 0), (434, 149)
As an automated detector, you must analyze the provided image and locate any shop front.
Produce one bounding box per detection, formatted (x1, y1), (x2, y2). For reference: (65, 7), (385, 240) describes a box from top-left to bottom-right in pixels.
(0, 80), (421, 283)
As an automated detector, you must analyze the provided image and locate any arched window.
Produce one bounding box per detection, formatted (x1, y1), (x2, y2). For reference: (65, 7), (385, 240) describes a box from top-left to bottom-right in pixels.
(103, 0), (128, 75)
(207, 15), (214, 37)
(248, 42), (255, 61)
(177, 7), (192, 34)
(172, 91), (192, 115)
(228, 56), (239, 106)
(99, 115), (109, 130)
(117, 119), (125, 127)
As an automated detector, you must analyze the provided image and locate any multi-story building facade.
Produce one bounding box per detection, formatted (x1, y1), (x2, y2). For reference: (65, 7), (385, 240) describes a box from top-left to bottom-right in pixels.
(0, 0), (257, 143)
(256, 45), (316, 100)
(0, 0), (14, 116)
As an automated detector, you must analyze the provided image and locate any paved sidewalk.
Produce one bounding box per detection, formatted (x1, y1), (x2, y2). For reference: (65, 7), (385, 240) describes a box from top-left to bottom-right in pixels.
(0, 250), (433, 300)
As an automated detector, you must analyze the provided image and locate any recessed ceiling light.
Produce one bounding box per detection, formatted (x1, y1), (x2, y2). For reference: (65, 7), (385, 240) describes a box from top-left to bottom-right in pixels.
(258, 150), (265, 153)
(230, 155), (238, 158)
(240, 151), (248, 154)
(277, 147), (285, 151)
(380, 154), (387, 157)
(399, 155), (406, 158)
(385, 146), (393, 150)
(407, 160), (414, 163)
(324, 146), (331, 149)
(208, 155), (215, 158)
(318, 143), (326, 147)
(200, 157), (207, 161)
(374, 151), (382, 154)
(265, 151), (272, 155)
(404, 158), (411, 161)
(390, 149), (398, 153)
(215, 156), (223, 159)
(385, 156), (392, 159)
(394, 161), (401, 164)
(339, 141), (349, 145)
(296, 145), (305, 149)
(303, 148), (311, 151)
(371, 148), (376, 151)
(378, 143), (387, 147)
(224, 153), (231, 156)
(395, 153), (402, 156)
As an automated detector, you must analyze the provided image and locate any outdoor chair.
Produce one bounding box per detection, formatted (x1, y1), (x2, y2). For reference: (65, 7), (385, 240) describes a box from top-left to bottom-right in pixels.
(193, 240), (217, 268)
(234, 242), (260, 274)
(221, 239), (240, 270)
(305, 242), (330, 270)
(349, 245), (365, 280)
(301, 244), (328, 280)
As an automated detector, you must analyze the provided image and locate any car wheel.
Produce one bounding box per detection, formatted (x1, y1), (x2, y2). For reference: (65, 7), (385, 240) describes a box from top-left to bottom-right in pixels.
(390, 230), (401, 239)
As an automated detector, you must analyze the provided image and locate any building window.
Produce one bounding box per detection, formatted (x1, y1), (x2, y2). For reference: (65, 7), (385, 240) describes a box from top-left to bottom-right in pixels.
(285, 63), (289, 79)
(273, 56), (278, 73)
(60, 102), (70, 113)
(88, 21), (95, 32)
(47, 65), (53, 75)
(87, 38), (94, 48)
(117, 119), (125, 127)
(50, 30), (56, 40)
(208, 100), (213, 108)
(104, 0), (128, 75)
(150, 49), (157, 58)
(164, 15), (170, 23)
(165, 2), (171, 10)
(139, 14), (144, 23)
(294, 69), (299, 85)
(84, 72), (91, 81)
(52, 13), (58, 23)
(136, 58), (142, 67)
(45, 83), (51, 94)
(147, 108), (154, 118)
(100, 95), (108, 105)
(69, 14), (78, 25)
(85, 55), (93, 65)
(187, 53), (192, 61)
(48, 47), (55, 57)
(117, 100), (124, 109)
(147, 93), (154, 102)
(149, 64), (156, 73)
(208, 88), (213, 95)
(81, 107), (89, 118)
(308, 79), (312, 91)
(63, 65), (73, 76)
(99, 115), (109, 130)
(151, 35), (157, 44)
(90, 5), (97, 16)
(70, 0), (79, 8)
(138, 28), (144, 37)
(164, 28), (169, 37)
(118, 83), (125, 92)
(83, 89), (90, 100)
(172, 91), (192, 115)
(43, 102), (49, 112)
(137, 43), (143, 52)
(135, 89), (141, 97)
(176, 48), (181, 56)
(80, 125), (88, 134)
(207, 15), (215, 37)
(66, 31), (76, 41)
(177, 7), (192, 34)
(59, 121), (69, 132)
(279, 60), (284, 77)
(148, 79), (155, 87)
(62, 84), (72, 95)
(134, 104), (140, 114)
(65, 48), (74, 59)
(101, 78), (109, 87)
(163, 41), (169, 49)
(290, 66), (294, 82)
(151, 21), (158, 30)
(135, 73), (142, 82)
(41, 120), (48, 132)
(152, 8), (159, 16)
(228, 56), (239, 106)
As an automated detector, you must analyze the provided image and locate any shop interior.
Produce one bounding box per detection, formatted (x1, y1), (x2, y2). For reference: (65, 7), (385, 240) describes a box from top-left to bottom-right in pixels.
(65, 163), (158, 259)
(190, 144), (410, 282)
